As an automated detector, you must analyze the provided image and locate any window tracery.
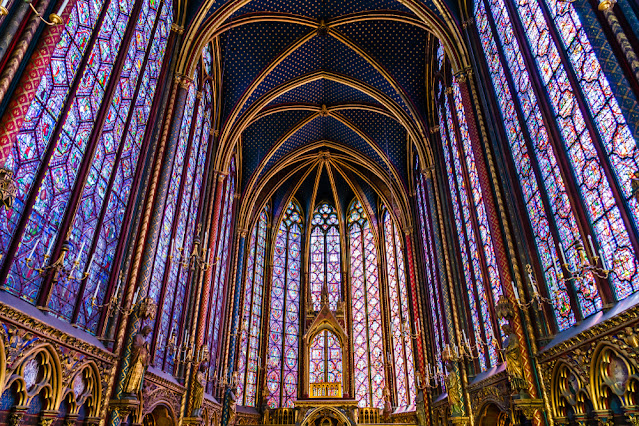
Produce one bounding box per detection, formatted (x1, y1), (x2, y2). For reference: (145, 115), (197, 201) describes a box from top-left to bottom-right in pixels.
(310, 203), (341, 311)
(266, 200), (302, 408)
(383, 209), (416, 410)
(237, 207), (268, 407)
(348, 199), (385, 408)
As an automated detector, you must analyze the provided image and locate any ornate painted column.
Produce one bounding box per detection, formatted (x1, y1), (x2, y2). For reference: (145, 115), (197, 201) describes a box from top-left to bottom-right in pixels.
(456, 71), (545, 425)
(0, 0), (47, 105)
(402, 228), (425, 376)
(221, 229), (247, 426)
(198, 172), (226, 347)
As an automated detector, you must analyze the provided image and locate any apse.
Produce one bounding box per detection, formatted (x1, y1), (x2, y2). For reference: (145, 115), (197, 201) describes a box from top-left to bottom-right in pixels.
(233, 152), (418, 410)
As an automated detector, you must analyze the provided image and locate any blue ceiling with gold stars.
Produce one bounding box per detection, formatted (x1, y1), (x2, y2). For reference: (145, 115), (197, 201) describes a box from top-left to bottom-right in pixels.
(202, 0), (456, 205)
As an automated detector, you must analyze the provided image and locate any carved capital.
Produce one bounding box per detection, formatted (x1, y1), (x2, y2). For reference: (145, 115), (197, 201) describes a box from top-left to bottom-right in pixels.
(170, 23), (184, 34)
(8, 407), (27, 426)
(513, 399), (543, 421)
(175, 74), (192, 89)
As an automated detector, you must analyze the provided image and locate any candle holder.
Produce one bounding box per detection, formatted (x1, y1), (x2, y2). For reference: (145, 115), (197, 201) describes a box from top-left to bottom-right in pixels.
(509, 267), (554, 311)
(172, 231), (215, 272)
(26, 240), (92, 283)
(557, 238), (611, 282)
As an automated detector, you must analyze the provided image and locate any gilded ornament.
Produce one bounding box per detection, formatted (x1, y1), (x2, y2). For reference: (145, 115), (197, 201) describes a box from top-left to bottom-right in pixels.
(123, 325), (153, 397)
(496, 297), (527, 396)
(0, 167), (17, 209)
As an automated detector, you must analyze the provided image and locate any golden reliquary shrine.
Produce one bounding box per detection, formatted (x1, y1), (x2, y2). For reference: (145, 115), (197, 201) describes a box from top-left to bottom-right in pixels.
(0, 0), (639, 425)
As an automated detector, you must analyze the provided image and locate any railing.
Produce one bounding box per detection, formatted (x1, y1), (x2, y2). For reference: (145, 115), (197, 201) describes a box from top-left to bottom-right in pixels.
(309, 382), (342, 398)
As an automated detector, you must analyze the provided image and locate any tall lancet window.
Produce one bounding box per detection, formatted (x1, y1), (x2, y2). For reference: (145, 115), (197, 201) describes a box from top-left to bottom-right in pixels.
(0, 0), (172, 331)
(266, 201), (303, 408)
(437, 78), (503, 371)
(414, 157), (446, 379)
(147, 66), (213, 374)
(348, 200), (385, 408)
(205, 155), (237, 393)
(309, 203), (341, 311)
(475, 0), (639, 324)
(382, 210), (416, 410)
(237, 207), (268, 407)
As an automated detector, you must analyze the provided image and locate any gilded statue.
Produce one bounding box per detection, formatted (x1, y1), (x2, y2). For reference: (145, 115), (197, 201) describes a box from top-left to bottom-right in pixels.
(191, 362), (207, 417)
(501, 322), (527, 396)
(123, 325), (152, 396)
(382, 386), (392, 421)
(443, 365), (462, 416)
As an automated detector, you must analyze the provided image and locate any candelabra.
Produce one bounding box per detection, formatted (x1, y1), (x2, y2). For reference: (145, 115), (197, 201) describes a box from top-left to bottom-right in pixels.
(509, 265), (553, 310)
(172, 229), (215, 271)
(421, 360), (446, 390)
(14, 0), (69, 24)
(556, 237), (611, 282)
(401, 318), (421, 340)
(26, 238), (93, 283)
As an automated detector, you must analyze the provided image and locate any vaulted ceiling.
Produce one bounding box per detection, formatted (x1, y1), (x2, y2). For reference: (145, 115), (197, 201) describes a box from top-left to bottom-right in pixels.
(178, 0), (469, 226)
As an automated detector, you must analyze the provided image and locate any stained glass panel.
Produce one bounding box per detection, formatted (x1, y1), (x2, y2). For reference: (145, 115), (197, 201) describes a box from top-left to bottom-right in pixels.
(310, 203), (341, 310)
(4, 0), (137, 302)
(266, 201), (302, 408)
(414, 170), (446, 375)
(439, 93), (499, 368)
(348, 200), (385, 409)
(237, 209), (268, 407)
(48, 0), (168, 329)
(383, 210), (416, 409)
(513, 0), (639, 299)
(207, 158), (236, 393)
(474, 0), (576, 328)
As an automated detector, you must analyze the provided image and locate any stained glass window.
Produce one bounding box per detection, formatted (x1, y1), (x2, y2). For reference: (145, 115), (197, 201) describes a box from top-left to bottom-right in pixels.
(309, 203), (341, 311)
(205, 158), (236, 394)
(382, 210), (416, 410)
(0, 0), (172, 330)
(348, 199), (385, 408)
(437, 82), (500, 370)
(413, 160), (446, 379)
(309, 330), (342, 385)
(237, 207), (268, 407)
(265, 200), (302, 409)
(475, 0), (639, 320)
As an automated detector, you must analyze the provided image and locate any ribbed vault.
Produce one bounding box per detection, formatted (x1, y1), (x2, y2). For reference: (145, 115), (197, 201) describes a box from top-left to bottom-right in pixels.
(176, 0), (466, 214)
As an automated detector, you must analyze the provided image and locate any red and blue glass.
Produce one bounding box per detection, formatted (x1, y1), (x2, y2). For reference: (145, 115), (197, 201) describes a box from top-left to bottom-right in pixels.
(348, 200), (385, 408)
(383, 210), (416, 409)
(310, 203), (341, 310)
(266, 201), (302, 408)
(237, 208), (268, 407)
